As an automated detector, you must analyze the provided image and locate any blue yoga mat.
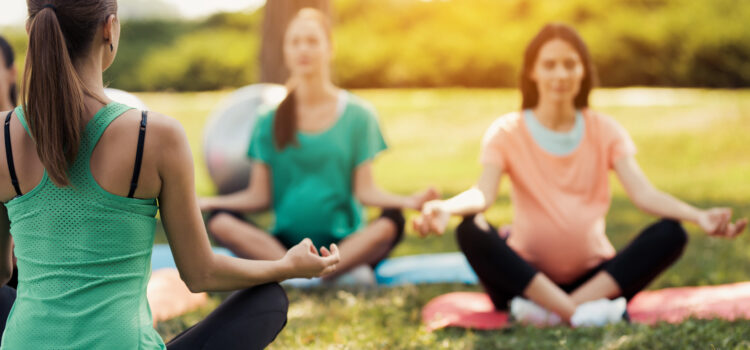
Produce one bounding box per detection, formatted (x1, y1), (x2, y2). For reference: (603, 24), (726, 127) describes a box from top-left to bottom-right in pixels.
(151, 244), (236, 270)
(374, 252), (478, 286)
(151, 245), (478, 286)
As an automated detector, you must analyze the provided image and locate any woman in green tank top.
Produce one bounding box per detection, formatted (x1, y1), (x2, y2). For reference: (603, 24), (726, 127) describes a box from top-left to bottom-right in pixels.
(199, 8), (439, 282)
(0, 1), (339, 349)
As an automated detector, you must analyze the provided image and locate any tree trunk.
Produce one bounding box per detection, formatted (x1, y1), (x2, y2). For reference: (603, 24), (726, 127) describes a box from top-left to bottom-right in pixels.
(260, 0), (331, 84)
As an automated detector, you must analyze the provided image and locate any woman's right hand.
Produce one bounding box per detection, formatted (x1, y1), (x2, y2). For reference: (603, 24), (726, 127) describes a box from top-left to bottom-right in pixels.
(282, 238), (340, 279)
(413, 200), (451, 237)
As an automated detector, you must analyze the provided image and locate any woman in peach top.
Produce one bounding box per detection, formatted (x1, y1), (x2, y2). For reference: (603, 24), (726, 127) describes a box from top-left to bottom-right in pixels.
(415, 23), (747, 326)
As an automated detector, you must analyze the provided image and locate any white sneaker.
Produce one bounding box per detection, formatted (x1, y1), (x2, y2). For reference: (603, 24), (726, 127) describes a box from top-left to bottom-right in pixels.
(570, 297), (627, 327)
(509, 297), (562, 326)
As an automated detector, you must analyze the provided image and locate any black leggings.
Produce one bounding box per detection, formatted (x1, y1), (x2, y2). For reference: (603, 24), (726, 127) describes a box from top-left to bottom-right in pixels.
(207, 208), (406, 269)
(0, 283), (288, 350)
(166, 283), (288, 349)
(456, 215), (688, 310)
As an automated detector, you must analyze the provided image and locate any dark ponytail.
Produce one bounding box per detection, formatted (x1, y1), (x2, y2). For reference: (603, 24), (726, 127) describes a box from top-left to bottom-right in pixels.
(0, 36), (16, 107)
(22, 1), (117, 186)
(274, 90), (298, 149)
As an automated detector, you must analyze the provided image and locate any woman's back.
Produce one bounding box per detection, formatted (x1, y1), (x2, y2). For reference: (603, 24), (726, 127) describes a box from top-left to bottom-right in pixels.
(1, 103), (165, 349)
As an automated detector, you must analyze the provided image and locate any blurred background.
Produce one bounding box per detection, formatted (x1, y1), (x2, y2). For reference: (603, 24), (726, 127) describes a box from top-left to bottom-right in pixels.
(2, 0), (749, 91)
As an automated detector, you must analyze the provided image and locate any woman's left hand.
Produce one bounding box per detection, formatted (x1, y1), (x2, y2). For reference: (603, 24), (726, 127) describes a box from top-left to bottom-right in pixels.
(409, 187), (441, 210)
(698, 208), (748, 238)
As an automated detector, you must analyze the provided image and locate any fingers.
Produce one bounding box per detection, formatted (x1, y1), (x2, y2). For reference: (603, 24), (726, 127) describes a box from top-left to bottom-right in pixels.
(320, 263), (337, 276)
(425, 187), (441, 201)
(735, 219), (748, 236)
(420, 215), (435, 236)
(320, 246), (331, 257)
(318, 244), (340, 276)
(322, 244), (341, 265)
(428, 217), (444, 236)
(726, 218), (748, 239)
(716, 217), (729, 236)
(412, 216), (428, 238)
(331, 243), (340, 254)
(706, 210), (724, 236)
(299, 238), (320, 255)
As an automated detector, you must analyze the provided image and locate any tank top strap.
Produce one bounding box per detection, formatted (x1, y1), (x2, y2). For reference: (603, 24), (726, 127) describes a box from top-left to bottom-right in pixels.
(12, 106), (31, 137)
(80, 102), (134, 155)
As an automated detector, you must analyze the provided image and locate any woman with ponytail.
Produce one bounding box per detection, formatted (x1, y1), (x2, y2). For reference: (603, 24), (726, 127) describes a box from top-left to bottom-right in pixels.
(0, 2), (340, 348)
(200, 8), (438, 280)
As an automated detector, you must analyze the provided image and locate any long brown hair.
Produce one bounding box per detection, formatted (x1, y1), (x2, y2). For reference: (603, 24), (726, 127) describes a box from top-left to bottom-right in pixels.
(274, 8), (332, 150)
(520, 23), (597, 109)
(22, 0), (117, 186)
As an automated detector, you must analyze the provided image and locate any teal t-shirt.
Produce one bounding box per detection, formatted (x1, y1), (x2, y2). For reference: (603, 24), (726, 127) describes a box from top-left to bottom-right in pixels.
(248, 91), (387, 247)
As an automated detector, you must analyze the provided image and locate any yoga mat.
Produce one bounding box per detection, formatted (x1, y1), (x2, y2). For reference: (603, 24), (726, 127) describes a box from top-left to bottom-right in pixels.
(151, 244), (236, 270)
(374, 252), (478, 286)
(422, 282), (750, 331)
(153, 247), (479, 287)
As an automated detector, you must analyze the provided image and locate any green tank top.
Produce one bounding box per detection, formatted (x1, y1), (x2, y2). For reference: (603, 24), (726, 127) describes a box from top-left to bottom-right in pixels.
(1, 103), (165, 349)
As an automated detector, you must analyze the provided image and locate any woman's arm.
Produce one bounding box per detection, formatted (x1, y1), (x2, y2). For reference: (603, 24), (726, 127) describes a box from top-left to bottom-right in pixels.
(156, 115), (339, 292)
(198, 162), (272, 213)
(414, 164), (503, 235)
(615, 155), (747, 237)
(353, 161), (439, 210)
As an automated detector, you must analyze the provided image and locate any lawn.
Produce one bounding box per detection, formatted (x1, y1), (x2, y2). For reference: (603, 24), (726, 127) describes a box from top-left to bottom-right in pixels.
(137, 88), (750, 349)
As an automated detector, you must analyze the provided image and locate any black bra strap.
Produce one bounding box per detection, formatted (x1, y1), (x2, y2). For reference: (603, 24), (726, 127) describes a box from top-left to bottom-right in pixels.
(127, 111), (148, 198)
(4, 111), (22, 197)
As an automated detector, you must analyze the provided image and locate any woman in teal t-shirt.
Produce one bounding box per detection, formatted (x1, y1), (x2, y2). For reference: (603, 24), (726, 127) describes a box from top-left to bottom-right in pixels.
(200, 8), (438, 278)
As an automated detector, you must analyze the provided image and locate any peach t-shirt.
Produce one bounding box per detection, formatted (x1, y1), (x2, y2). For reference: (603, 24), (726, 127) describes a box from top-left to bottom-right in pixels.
(480, 109), (637, 284)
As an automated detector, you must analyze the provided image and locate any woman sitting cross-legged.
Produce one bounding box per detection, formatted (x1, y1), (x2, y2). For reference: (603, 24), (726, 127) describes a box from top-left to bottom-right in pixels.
(414, 23), (747, 327)
(200, 8), (438, 281)
(0, 2), (340, 349)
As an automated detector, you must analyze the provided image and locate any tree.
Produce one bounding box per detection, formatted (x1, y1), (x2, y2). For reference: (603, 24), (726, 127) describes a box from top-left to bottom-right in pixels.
(260, 0), (331, 84)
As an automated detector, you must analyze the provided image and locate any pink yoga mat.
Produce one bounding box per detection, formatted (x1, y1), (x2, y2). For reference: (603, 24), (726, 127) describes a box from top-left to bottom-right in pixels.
(422, 282), (750, 331)
(147, 268), (210, 326)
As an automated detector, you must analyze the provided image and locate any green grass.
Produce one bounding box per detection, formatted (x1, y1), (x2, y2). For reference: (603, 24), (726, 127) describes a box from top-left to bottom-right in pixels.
(139, 88), (750, 349)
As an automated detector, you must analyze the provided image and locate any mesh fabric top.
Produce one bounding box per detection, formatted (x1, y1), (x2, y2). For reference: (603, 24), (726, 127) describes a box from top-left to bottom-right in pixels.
(2, 103), (164, 349)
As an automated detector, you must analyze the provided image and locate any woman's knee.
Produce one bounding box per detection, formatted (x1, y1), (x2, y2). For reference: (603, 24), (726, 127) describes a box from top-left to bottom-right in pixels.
(456, 214), (485, 246)
(379, 208), (405, 244)
(653, 219), (689, 251)
(242, 283), (289, 315)
(206, 211), (243, 240)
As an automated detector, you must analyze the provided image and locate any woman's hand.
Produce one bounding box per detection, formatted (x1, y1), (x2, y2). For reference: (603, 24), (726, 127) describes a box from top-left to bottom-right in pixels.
(281, 238), (340, 279)
(413, 200), (451, 237)
(408, 187), (441, 210)
(697, 208), (747, 238)
(197, 197), (214, 212)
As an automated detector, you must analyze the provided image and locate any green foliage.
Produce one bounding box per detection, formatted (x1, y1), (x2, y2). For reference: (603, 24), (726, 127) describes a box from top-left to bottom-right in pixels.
(2, 0), (749, 90)
(136, 29), (258, 91)
(106, 11), (262, 91)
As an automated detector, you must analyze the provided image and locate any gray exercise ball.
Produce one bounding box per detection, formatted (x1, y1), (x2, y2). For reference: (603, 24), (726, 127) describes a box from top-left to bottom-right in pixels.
(203, 84), (287, 194)
(104, 88), (148, 111)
